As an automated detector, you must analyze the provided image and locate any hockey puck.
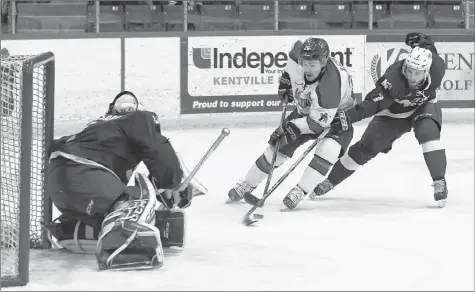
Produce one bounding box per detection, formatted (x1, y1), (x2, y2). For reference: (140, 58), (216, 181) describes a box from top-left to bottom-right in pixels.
(253, 214), (264, 219)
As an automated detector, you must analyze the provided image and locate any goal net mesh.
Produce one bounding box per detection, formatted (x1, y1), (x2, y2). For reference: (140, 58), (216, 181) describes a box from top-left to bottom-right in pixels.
(1, 54), (51, 284)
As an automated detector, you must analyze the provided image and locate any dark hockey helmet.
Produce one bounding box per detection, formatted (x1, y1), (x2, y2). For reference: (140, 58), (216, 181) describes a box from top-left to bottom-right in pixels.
(299, 38), (330, 66)
(107, 91), (139, 115)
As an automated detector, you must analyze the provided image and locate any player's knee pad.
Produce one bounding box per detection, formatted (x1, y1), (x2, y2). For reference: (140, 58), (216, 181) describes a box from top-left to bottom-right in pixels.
(347, 141), (378, 166)
(256, 145), (289, 173)
(414, 118), (441, 144)
(309, 138), (341, 174)
(96, 172), (164, 271)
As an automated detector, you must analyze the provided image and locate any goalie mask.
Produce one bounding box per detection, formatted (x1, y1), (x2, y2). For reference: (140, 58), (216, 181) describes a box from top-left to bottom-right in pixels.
(107, 91), (139, 115)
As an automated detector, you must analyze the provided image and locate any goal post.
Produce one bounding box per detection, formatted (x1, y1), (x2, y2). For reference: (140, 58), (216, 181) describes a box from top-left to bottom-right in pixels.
(1, 51), (55, 287)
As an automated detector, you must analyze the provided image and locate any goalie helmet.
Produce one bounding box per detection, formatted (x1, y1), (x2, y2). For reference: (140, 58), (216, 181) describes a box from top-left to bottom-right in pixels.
(107, 91), (139, 115)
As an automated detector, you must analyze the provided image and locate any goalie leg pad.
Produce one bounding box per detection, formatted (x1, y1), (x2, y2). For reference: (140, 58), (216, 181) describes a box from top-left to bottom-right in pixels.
(96, 172), (164, 271)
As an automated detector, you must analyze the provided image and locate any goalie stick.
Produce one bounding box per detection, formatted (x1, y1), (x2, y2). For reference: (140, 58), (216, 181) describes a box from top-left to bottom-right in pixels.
(242, 128), (330, 226)
(157, 128), (230, 210)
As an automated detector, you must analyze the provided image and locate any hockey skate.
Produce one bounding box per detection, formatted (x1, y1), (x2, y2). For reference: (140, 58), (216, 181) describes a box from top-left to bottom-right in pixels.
(432, 178), (448, 208)
(282, 186), (306, 211)
(227, 180), (256, 203)
(308, 178), (334, 200)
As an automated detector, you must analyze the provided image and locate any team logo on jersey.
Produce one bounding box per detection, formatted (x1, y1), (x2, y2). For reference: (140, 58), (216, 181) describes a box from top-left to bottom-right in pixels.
(318, 112), (329, 124)
(370, 48), (410, 83)
(381, 79), (392, 90)
(294, 87), (311, 108)
(396, 90), (430, 107)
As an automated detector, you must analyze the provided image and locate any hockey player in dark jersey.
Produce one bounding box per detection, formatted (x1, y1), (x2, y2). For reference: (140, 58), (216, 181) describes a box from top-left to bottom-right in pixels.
(46, 91), (206, 270)
(313, 32), (449, 207)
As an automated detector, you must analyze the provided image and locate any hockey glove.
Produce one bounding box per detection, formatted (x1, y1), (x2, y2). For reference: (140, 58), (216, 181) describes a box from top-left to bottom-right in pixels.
(268, 121), (301, 147)
(278, 72), (293, 103)
(157, 186), (193, 210)
(328, 111), (352, 136)
(405, 32), (435, 49)
(405, 32), (424, 48)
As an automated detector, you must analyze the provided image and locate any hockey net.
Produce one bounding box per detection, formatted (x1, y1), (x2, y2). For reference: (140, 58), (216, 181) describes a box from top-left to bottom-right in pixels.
(1, 52), (55, 287)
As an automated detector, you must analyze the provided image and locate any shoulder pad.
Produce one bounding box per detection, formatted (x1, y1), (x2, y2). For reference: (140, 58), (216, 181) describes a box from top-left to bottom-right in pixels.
(315, 60), (342, 109)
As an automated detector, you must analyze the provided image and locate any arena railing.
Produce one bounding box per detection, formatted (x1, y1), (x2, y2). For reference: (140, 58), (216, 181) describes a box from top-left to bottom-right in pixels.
(0, 0), (474, 35)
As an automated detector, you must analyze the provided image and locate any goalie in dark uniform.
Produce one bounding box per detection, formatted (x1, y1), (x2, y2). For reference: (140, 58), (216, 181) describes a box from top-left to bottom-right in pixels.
(313, 32), (449, 207)
(46, 91), (206, 270)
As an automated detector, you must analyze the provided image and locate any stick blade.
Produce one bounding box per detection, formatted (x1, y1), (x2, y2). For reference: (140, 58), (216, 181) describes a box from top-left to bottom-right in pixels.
(242, 213), (264, 226)
(242, 214), (258, 226)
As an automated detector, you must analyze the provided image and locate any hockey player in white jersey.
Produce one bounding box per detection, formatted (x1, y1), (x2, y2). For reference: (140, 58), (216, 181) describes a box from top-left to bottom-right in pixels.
(227, 37), (356, 210)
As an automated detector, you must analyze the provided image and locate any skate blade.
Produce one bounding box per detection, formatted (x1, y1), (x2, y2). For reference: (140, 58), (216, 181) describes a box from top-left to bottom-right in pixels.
(280, 207), (293, 212)
(437, 199), (447, 208)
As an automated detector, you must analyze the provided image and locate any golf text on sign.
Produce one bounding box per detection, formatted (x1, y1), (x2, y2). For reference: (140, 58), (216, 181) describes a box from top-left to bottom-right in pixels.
(185, 35), (365, 113)
(365, 41), (474, 101)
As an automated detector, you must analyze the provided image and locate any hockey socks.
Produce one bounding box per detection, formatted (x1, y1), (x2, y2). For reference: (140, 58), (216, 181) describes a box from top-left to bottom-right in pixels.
(421, 141), (447, 181)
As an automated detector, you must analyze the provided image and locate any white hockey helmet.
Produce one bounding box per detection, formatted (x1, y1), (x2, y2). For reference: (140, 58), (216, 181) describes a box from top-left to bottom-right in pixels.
(403, 47), (432, 74)
(108, 91), (139, 114)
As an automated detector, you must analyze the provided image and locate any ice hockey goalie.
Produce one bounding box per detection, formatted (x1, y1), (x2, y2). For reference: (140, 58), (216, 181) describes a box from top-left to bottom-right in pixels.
(44, 91), (207, 270)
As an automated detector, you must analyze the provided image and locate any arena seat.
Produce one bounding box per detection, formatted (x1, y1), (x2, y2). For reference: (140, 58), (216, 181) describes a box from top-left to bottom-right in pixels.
(373, 2), (391, 29)
(87, 4), (123, 32)
(16, 2), (87, 33)
(237, 3), (274, 30)
(390, 2), (428, 29)
(200, 3), (238, 31)
(125, 4), (163, 31)
(162, 4), (184, 31)
(312, 2), (351, 29)
(428, 2), (465, 29)
(278, 2), (316, 30)
(352, 2), (370, 28)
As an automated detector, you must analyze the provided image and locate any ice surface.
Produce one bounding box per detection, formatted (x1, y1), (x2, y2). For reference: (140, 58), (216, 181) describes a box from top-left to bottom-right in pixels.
(4, 124), (474, 291)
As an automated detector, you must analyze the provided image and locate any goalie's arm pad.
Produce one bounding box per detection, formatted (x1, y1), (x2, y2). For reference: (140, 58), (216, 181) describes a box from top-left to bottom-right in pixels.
(117, 111), (183, 190)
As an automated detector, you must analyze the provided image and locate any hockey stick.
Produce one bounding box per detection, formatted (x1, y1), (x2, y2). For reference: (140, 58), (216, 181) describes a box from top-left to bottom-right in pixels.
(242, 128), (330, 226)
(157, 128), (230, 210)
(242, 102), (288, 225)
(177, 128), (230, 192)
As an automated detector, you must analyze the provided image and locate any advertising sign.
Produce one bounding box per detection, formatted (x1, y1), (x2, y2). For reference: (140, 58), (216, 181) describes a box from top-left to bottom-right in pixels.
(181, 35), (365, 114)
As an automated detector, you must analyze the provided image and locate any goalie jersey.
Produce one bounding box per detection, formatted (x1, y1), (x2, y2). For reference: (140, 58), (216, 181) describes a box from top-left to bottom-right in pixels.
(285, 41), (356, 135)
(49, 111), (183, 189)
